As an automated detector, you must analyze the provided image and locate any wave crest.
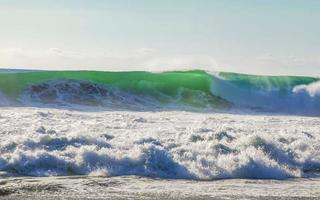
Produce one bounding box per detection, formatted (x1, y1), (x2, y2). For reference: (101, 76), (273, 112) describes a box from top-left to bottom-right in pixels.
(293, 81), (320, 97)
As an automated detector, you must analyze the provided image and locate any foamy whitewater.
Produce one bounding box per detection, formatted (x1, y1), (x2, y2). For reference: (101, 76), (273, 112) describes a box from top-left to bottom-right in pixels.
(0, 107), (320, 180)
(0, 70), (320, 199)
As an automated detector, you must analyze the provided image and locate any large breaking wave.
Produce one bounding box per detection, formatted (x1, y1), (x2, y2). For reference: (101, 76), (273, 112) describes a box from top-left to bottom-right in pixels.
(0, 69), (319, 114)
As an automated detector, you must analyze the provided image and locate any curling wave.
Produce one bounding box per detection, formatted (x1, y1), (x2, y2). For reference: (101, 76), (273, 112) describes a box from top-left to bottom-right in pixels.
(0, 69), (319, 114)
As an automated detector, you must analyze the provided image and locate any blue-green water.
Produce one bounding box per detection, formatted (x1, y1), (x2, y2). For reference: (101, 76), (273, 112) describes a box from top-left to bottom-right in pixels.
(0, 69), (319, 114)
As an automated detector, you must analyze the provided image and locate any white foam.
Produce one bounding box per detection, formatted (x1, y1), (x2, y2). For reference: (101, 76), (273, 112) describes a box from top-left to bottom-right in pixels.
(293, 81), (320, 97)
(0, 107), (319, 179)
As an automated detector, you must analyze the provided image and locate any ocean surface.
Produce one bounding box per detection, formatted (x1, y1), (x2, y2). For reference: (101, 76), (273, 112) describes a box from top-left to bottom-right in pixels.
(0, 69), (319, 199)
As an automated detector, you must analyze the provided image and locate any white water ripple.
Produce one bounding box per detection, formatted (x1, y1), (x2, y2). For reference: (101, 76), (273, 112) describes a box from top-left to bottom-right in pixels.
(0, 107), (319, 180)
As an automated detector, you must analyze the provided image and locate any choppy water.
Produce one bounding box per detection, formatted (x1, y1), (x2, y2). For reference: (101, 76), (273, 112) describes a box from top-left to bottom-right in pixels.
(0, 107), (319, 180)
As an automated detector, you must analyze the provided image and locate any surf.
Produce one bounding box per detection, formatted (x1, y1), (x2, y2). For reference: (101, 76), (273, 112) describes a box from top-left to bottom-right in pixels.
(0, 107), (319, 179)
(0, 69), (319, 114)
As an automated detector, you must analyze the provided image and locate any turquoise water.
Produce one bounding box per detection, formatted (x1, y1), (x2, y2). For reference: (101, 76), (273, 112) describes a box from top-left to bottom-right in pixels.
(0, 69), (319, 113)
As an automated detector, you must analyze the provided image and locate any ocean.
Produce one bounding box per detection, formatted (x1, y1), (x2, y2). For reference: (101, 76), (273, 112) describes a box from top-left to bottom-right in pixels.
(0, 69), (319, 199)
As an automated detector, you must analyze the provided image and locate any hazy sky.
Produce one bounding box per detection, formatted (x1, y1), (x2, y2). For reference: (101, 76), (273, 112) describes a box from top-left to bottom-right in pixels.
(0, 0), (320, 75)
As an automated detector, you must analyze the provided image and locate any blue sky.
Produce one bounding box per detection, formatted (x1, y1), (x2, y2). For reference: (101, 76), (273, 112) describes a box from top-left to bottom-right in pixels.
(0, 0), (319, 75)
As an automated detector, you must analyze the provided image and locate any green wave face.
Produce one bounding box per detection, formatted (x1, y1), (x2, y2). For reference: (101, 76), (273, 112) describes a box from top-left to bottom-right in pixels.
(0, 70), (208, 96)
(0, 70), (228, 109)
(0, 69), (319, 114)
